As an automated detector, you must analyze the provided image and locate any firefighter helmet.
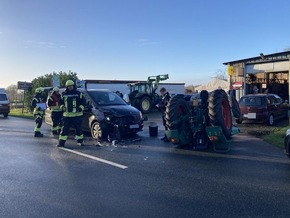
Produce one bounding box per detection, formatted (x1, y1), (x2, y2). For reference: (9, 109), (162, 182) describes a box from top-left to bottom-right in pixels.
(35, 87), (43, 93)
(65, 80), (74, 87)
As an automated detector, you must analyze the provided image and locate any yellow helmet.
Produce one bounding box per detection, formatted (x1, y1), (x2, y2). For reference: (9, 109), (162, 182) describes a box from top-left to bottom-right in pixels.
(35, 87), (43, 93)
(53, 86), (59, 92)
(65, 80), (74, 87)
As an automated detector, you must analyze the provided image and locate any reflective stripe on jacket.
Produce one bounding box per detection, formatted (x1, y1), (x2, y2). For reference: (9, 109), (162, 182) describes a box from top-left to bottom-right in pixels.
(59, 90), (86, 117)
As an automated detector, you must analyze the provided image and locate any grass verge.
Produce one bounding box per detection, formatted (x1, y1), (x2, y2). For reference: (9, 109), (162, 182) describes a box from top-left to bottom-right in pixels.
(261, 126), (288, 149)
(9, 108), (33, 119)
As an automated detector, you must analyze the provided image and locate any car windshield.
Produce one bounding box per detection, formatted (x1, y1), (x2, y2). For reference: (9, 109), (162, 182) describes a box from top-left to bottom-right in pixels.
(239, 96), (264, 106)
(0, 94), (8, 101)
(87, 90), (127, 106)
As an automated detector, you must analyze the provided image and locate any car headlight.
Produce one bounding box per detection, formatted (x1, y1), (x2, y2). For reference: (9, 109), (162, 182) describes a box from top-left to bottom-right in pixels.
(286, 128), (290, 136)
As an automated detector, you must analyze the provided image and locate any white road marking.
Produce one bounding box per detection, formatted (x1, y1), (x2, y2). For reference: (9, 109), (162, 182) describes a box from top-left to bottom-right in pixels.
(59, 147), (128, 169)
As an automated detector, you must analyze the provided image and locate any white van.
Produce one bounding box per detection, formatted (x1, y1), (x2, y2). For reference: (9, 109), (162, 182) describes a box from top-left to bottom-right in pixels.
(0, 88), (10, 118)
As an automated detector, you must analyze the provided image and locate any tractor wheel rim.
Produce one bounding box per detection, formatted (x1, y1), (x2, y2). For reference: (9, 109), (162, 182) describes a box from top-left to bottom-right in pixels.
(142, 100), (149, 110)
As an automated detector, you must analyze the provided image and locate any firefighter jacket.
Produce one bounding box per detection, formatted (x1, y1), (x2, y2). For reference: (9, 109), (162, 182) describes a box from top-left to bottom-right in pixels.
(160, 92), (171, 113)
(59, 88), (86, 117)
(47, 92), (61, 111)
(31, 93), (45, 115)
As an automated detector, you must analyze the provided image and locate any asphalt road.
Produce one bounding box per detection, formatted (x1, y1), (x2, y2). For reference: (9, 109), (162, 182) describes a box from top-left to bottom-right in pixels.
(1, 113), (290, 218)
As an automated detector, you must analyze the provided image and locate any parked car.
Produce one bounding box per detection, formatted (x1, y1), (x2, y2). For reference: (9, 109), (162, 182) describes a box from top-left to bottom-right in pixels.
(236, 93), (289, 126)
(45, 89), (145, 140)
(0, 89), (10, 118)
(284, 128), (290, 158)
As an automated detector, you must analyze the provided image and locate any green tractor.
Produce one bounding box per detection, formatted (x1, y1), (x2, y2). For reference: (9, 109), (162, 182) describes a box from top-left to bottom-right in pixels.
(128, 74), (169, 114)
(165, 89), (241, 152)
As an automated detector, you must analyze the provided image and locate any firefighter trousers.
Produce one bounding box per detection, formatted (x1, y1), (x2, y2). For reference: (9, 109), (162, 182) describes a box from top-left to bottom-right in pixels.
(34, 114), (43, 133)
(51, 111), (63, 133)
(59, 116), (83, 145)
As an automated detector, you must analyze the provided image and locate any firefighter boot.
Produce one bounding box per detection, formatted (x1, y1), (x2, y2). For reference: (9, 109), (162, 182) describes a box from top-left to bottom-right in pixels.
(56, 140), (65, 147)
(77, 140), (84, 146)
(161, 135), (169, 142)
(34, 131), (44, 137)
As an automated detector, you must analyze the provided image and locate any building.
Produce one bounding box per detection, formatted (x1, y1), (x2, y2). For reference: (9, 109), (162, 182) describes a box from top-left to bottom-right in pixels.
(223, 51), (290, 101)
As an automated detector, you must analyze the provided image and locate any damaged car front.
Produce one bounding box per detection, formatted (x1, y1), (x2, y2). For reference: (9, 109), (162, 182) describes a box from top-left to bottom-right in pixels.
(83, 89), (145, 140)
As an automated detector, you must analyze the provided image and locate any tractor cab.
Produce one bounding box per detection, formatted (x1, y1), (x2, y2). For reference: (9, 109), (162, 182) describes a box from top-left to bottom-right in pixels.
(127, 74), (169, 114)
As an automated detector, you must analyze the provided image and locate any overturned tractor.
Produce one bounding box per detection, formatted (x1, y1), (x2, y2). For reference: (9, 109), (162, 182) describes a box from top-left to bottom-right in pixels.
(165, 89), (240, 152)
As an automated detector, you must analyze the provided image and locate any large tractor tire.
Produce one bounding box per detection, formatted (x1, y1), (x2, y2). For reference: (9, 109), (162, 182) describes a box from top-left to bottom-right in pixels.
(228, 95), (241, 119)
(138, 96), (152, 114)
(200, 90), (209, 107)
(165, 95), (190, 130)
(208, 89), (232, 140)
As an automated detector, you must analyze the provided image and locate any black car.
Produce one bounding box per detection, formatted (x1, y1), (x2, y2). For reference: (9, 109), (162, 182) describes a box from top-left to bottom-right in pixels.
(45, 89), (145, 140)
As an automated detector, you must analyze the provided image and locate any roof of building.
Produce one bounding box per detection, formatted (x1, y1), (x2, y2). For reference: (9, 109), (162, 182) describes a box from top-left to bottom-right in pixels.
(223, 51), (290, 65)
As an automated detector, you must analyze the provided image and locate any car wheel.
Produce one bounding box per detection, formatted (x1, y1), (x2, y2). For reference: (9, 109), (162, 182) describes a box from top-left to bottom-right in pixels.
(266, 114), (274, 126)
(285, 135), (290, 158)
(287, 142), (290, 158)
(287, 145), (290, 158)
(3, 113), (8, 118)
(91, 121), (108, 140)
(236, 119), (243, 124)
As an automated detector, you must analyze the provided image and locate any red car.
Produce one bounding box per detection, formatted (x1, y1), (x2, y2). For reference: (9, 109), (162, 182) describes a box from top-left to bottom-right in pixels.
(236, 94), (289, 126)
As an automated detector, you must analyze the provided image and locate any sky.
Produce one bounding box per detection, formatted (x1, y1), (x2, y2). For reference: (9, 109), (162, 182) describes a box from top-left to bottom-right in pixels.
(1, 0), (290, 89)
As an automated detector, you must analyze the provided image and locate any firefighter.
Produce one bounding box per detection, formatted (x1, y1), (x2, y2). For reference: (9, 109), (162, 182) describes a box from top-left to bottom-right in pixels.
(56, 80), (86, 147)
(46, 86), (62, 135)
(158, 87), (171, 142)
(31, 87), (45, 137)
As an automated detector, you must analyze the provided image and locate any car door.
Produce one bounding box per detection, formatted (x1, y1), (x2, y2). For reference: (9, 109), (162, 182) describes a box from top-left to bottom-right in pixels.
(273, 94), (288, 118)
(44, 108), (53, 126)
(267, 95), (279, 119)
(80, 91), (92, 132)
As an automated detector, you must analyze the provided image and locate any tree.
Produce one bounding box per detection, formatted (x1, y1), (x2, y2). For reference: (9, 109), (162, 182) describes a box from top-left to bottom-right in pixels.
(6, 84), (23, 103)
(24, 71), (79, 111)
